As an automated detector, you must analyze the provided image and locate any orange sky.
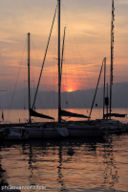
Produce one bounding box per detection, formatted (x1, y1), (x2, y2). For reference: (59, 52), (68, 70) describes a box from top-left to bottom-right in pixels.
(0, 0), (128, 92)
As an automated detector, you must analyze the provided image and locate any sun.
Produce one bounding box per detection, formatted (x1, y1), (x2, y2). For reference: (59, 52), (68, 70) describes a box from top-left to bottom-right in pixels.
(67, 88), (73, 92)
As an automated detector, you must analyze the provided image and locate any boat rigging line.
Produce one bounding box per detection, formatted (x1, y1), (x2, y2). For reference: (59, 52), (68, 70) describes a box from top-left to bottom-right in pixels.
(27, 33), (54, 121)
(32, 5), (57, 109)
(60, 26), (66, 84)
(89, 57), (106, 120)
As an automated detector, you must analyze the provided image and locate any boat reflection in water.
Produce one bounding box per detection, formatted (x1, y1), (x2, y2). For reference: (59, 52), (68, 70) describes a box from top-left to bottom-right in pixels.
(0, 145), (8, 189)
(0, 134), (128, 192)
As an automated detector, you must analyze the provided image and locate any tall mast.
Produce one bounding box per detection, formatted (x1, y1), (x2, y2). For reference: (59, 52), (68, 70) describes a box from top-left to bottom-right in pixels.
(106, 83), (109, 119)
(27, 32), (31, 123)
(58, 0), (61, 123)
(103, 57), (106, 119)
(109, 0), (115, 118)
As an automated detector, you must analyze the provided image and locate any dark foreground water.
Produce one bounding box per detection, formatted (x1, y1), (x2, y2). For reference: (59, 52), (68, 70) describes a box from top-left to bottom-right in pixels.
(0, 134), (128, 192)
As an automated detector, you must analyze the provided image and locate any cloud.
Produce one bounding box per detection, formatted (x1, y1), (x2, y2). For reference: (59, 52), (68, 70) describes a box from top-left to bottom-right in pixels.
(0, 0), (128, 90)
(118, 0), (128, 5)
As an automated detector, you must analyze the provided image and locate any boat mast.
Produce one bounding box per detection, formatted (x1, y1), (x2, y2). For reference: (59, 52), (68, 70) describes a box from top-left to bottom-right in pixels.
(109, 0), (115, 119)
(58, 0), (61, 123)
(103, 57), (106, 119)
(27, 32), (31, 123)
(106, 83), (109, 119)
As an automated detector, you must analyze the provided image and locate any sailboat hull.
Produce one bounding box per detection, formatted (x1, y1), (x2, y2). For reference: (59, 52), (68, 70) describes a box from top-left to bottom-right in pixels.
(0, 119), (128, 140)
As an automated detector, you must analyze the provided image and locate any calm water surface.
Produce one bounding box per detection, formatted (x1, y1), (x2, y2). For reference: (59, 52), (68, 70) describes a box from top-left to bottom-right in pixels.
(0, 109), (128, 192)
(0, 135), (128, 192)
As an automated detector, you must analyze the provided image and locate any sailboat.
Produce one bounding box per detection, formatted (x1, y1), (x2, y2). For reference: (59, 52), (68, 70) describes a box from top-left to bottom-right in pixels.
(1, 0), (128, 140)
(102, 0), (126, 120)
(28, 6), (89, 124)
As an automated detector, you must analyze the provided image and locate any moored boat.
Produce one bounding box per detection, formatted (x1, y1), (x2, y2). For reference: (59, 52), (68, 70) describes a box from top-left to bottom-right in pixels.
(1, 0), (128, 141)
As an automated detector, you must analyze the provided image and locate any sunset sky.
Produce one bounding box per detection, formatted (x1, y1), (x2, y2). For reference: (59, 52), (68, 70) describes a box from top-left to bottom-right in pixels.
(0, 0), (128, 92)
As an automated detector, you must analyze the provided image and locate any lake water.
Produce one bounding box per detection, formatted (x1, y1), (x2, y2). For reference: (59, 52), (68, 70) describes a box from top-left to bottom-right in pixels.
(0, 135), (128, 192)
(0, 109), (128, 192)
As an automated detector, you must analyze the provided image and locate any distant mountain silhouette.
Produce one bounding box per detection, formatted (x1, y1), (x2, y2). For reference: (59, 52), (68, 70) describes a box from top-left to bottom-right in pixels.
(1, 81), (128, 109)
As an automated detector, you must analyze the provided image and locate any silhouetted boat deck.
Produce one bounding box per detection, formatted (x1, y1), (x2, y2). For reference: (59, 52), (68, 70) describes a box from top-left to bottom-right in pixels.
(0, 119), (128, 140)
